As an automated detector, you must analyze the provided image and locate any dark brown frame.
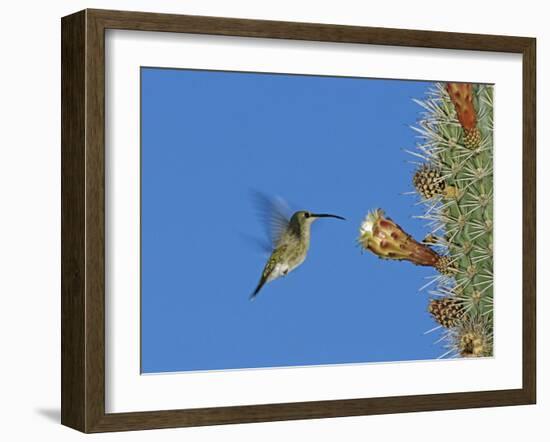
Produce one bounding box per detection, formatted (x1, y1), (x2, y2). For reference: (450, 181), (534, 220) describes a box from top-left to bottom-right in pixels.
(61, 8), (536, 433)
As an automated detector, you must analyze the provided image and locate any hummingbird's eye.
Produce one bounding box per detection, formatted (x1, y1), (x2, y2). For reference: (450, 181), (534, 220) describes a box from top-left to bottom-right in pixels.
(304, 212), (310, 218)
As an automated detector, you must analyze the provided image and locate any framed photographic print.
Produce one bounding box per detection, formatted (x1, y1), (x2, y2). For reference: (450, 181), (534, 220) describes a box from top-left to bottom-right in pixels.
(61, 9), (536, 433)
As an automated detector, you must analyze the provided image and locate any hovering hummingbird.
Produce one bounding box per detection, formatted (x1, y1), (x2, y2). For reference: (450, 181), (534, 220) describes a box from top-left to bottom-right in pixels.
(250, 194), (345, 300)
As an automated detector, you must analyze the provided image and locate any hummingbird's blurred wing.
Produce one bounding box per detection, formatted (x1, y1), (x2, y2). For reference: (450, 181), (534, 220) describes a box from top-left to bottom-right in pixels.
(251, 191), (291, 249)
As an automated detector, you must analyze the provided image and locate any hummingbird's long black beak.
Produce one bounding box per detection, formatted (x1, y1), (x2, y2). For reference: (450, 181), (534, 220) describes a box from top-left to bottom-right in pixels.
(311, 213), (346, 220)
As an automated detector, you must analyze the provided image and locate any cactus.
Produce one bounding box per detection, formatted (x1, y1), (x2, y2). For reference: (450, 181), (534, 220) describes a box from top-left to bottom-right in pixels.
(410, 82), (494, 357)
(357, 82), (493, 359)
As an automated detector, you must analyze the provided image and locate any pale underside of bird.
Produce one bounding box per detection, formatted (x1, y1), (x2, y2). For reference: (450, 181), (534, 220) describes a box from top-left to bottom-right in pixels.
(250, 193), (345, 300)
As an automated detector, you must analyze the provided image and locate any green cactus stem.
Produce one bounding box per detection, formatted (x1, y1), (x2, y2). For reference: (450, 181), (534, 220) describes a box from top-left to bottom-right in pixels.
(411, 82), (493, 358)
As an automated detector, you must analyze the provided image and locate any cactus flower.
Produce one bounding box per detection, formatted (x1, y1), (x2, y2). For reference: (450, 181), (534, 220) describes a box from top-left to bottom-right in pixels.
(358, 209), (451, 273)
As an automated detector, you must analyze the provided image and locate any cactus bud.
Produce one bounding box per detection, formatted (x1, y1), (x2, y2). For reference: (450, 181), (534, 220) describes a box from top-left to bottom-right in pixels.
(446, 82), (481, 150)
(413, 165), (457, 200)
(428, 297), (464, 328)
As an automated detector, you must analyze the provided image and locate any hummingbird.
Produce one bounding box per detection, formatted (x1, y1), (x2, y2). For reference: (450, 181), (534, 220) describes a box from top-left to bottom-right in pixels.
(250, 194), (345, 300)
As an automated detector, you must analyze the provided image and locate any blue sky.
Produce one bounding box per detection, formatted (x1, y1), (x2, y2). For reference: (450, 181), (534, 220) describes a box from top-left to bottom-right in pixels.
(141, 67), (444, 373)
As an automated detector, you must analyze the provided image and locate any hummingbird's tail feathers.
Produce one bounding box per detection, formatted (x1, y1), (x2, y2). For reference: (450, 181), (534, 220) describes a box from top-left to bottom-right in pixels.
(250, 276), (267, 301)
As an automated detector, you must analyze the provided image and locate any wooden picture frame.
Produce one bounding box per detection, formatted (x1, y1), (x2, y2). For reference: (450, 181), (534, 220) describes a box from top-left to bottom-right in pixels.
(61, 8), (536, 433)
